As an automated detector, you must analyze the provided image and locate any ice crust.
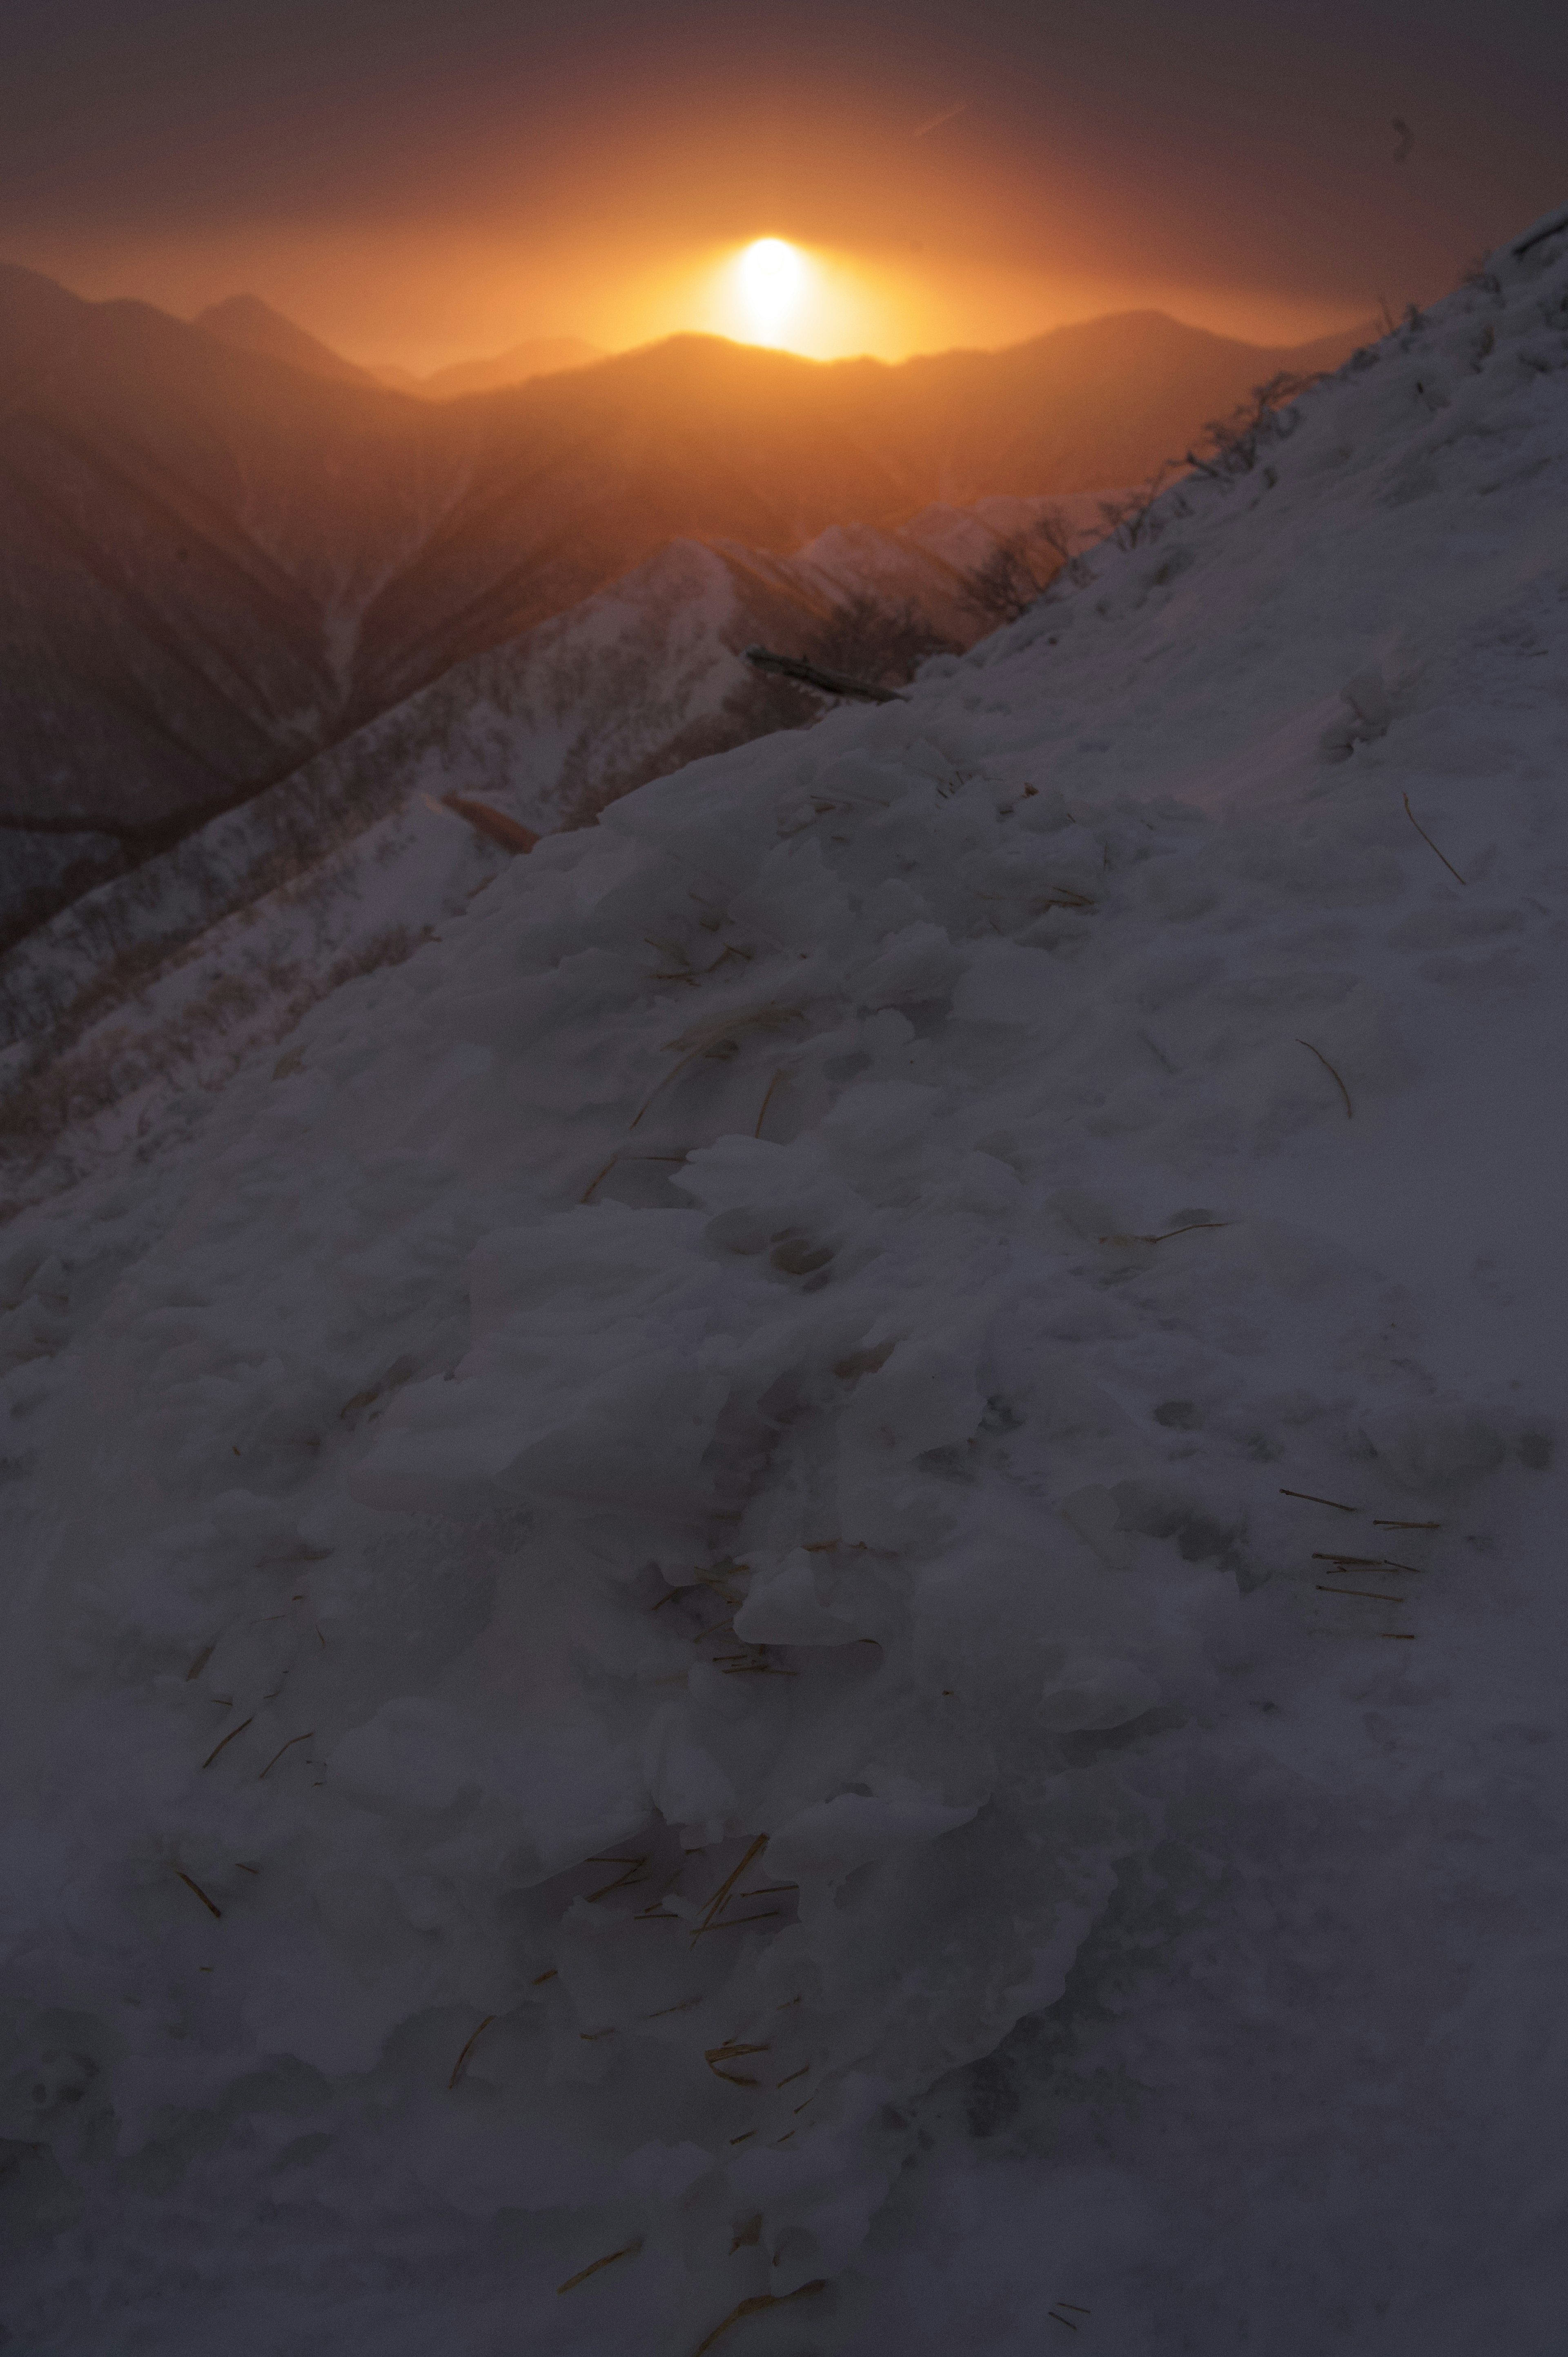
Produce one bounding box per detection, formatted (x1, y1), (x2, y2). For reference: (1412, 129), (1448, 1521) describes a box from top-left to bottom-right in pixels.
(2, 219), (1567, 2351)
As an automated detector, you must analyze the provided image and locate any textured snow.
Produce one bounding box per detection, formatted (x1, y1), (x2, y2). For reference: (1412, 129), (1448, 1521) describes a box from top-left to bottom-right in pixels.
(2, 218), (1567, 2354)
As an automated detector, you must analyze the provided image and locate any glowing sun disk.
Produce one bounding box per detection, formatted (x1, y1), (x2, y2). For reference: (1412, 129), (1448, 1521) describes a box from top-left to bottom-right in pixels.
(738, 237), (805, 344)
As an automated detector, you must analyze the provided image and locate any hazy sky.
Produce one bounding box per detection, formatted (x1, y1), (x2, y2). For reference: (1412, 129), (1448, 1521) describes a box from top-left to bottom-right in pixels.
(3, 0), (1563, 367)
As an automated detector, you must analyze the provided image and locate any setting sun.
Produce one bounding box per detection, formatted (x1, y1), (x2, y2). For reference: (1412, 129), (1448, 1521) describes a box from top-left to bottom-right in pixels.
(735, 237), (806, 345)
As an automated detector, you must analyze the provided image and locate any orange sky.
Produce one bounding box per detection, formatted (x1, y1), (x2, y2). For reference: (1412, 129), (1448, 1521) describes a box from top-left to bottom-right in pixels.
(2, 0), (1563, 372)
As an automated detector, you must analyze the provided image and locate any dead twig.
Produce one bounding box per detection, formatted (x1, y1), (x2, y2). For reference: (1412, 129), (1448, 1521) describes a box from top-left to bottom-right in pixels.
(448, 2015), (497, 2089)
(1401, 793), (1467, 885)
(1316, 1586), (1405, 1603)
(1374, 1519), (1440, 1530)
(1296, 1039), (1353, 1118)
(200, 1715), (255, 1770)
(1281, 1488), (1360, 1512)
(557, 2241), (644, 2296)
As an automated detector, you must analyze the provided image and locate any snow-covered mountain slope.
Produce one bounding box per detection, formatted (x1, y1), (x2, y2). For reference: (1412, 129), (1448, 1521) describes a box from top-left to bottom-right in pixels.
(1, 211), (1565, 2357)
(0, 263), (1360, 871)
(0, 492), (1104, 1186)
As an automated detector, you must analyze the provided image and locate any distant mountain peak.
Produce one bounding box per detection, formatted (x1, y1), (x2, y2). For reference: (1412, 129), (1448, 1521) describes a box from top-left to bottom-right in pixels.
(194, 294), (381, 388)
(383, 334), (606, 399)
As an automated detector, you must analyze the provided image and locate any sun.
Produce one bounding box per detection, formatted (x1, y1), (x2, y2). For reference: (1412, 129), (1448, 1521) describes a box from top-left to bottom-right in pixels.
(736, 238), (805, 346)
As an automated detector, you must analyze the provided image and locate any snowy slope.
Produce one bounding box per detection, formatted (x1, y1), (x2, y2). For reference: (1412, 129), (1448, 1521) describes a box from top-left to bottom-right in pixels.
(0, 493), (1102, 1189)
(0, 210), (1566, 2357)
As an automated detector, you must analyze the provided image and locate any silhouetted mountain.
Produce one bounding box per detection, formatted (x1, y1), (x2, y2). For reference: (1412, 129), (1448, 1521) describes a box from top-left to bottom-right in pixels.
(193, 294), (383, 388)
(390, 335), (606, 398)
(0, 262), (1372, 910)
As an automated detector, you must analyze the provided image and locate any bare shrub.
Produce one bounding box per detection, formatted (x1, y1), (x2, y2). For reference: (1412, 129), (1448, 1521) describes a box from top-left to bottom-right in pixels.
(803, 596), (958, 689)
(1181, 371), (1321, 484)
(1096, 468), (1177, 551)
(960, 523), (1070, 625)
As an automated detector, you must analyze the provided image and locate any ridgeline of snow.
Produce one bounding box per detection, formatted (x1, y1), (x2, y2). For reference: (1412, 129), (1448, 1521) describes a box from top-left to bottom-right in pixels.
(2, 212), (1566, 2354)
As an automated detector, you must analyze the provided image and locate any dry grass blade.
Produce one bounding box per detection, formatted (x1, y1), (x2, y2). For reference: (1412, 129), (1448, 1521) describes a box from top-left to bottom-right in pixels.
(580, 1153), (620, 1203)
(692, 2281), (827, 2357)
(1296, 1039), (1353, 1118)
(448, 2014), (497, 2089)
(1281, 1488), (1359, 1512)
(1099, 1221), (1230, 1245)
(556, 2239), (644, 2296)
(1402, 792), (1468, 885)
(697, 1835), (768, 1935)
(1374, 1519), (1440, 1530)
(176, 1870), (223, 1919)
(754, 1066), (787, 1139)
(200, 1715), (255, 1770)
(1316, 1585), (1405, 1602)
(257, 1730), (314, 1780)
(631, 1007), (803, 1130)
(704, 2039), (771, 2085)
(584, 1856), (649, 1902)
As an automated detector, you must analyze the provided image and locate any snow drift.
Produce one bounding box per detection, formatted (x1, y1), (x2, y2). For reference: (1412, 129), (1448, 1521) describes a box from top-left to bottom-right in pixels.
(1, 210), (1566, 2353)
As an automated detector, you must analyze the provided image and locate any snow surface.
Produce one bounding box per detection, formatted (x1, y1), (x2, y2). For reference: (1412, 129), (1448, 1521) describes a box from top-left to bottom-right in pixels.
(2, 213), (1567, 2354)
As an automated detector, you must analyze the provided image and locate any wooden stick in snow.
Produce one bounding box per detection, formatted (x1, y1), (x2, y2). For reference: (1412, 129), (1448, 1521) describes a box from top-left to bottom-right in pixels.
(743, 644), (904, 705)
(438, 794), (539, 854)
